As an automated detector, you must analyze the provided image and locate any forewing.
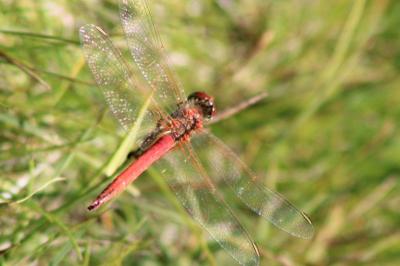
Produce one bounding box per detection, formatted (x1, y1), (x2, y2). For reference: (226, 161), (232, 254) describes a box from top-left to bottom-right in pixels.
(190, 130), (314, 239)
(80, 24), (157, 136)
(154, 143), (260, 266)
(119, 0), (186, 111)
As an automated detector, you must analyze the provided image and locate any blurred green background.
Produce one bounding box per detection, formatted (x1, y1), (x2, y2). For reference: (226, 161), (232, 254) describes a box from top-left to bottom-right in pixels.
(1, 0), (399, 265)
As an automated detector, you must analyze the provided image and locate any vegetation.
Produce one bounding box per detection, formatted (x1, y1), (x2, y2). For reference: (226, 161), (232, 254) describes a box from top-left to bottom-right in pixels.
(1, 0), (399, 265)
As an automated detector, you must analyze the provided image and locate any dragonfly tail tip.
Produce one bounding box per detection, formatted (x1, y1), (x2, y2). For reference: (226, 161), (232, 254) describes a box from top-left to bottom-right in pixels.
(87, 200), (100, 211)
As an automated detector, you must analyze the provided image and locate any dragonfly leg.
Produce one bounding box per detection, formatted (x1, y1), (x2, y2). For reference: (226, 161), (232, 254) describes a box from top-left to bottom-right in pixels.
(127, 149), (141, 159)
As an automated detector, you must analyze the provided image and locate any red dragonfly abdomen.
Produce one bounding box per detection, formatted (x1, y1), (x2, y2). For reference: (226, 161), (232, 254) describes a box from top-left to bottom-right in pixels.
(88, 135), (176, 210)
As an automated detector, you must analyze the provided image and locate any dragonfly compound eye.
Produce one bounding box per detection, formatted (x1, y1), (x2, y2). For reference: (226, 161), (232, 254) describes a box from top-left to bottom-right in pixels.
(188, 91), (215, 120)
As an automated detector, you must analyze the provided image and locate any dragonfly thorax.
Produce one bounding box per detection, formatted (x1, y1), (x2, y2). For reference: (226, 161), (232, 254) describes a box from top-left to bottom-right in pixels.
(166, 102), (204, 141)
(163, 91), (215, 142)
(131, 93), (214, 158)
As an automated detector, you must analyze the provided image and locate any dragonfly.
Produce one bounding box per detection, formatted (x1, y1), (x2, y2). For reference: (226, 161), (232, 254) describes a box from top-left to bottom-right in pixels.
(80, 0), (314, 265)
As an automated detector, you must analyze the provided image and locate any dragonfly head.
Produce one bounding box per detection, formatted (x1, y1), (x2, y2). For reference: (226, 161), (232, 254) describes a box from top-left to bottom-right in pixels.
(188, 91), (216, 120)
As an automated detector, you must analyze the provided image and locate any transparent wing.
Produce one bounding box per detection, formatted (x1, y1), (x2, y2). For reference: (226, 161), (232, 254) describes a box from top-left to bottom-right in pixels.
(119, 0), (186, 111)
(189, 130), (314, 239)
(154, 143), (260, 266)
(80, 24), (159, 136)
